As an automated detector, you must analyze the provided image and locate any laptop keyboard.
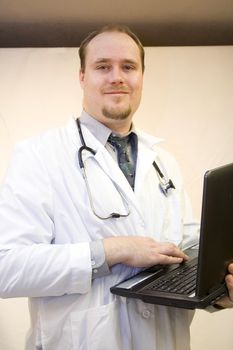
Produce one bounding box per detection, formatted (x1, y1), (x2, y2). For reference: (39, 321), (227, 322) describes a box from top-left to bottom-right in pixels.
(145, 259), (197, 295)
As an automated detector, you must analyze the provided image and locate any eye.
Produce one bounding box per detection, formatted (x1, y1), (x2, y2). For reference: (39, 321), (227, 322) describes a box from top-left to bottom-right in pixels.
(123, 64), (136, 71)
(96, 64), (111, 71)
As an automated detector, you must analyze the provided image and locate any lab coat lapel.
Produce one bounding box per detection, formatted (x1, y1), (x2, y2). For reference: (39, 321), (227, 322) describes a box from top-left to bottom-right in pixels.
(134, 146), (156, 192)
(92, 129), (163, 199)
(93, 148), (143, 213)
(134, 129), (164, 193)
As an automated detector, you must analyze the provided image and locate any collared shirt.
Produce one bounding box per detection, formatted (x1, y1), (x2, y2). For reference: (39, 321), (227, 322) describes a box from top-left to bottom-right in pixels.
(79, 110), (138, 168)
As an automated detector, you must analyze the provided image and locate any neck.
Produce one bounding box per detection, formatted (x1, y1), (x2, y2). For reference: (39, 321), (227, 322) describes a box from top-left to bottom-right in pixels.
(82, 109), (133, 135)
(97, 116), (132, 135)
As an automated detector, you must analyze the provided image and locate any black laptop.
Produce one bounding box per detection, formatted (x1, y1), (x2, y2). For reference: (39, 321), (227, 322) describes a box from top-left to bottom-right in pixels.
(111, 162), (233, 309)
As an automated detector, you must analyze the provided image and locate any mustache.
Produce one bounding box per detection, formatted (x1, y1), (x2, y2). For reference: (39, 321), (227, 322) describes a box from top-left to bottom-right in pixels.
(102, 86), (130, 94)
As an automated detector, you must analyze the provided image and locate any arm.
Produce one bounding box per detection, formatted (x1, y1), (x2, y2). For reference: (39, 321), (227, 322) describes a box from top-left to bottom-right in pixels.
(0, 243), (91, 298)
(0, 142), (92, 298)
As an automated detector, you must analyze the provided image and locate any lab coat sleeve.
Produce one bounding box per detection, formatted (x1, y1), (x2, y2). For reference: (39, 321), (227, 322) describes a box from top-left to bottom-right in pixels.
(0, 141), (92, 298)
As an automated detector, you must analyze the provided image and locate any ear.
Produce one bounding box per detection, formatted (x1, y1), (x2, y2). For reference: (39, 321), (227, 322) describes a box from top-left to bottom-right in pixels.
(79, 69), (85, 88)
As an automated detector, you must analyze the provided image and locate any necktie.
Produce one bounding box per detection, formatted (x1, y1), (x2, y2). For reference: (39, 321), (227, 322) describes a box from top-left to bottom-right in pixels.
(108, 133), (135, 189)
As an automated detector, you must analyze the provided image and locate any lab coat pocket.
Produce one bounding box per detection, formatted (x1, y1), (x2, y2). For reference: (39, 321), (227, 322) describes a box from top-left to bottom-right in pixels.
(71, 299), (123, 350)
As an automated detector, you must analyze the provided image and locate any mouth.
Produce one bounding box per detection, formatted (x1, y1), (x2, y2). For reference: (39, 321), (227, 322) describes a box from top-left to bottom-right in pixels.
(104, 91), (129, 95)
(103, 86), (129, 94)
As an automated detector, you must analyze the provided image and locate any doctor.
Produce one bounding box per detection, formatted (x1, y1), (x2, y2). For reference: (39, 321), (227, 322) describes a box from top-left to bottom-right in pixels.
(0, 24), (233, 350)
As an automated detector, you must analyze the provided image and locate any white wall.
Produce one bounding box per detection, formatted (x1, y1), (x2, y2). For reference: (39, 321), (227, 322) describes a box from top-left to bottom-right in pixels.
(0, 46), (233, 349)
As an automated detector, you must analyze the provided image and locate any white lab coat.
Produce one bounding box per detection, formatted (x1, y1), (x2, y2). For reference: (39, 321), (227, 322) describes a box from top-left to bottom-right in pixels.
(0, 118), (199, 350)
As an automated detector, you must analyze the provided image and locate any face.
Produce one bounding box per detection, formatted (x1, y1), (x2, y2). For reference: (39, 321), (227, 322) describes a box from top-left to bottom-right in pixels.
(79, 31), (144, 133)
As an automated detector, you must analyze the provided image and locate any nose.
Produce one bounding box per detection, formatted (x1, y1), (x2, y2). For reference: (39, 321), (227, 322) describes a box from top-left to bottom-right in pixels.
(109, 66), (124, 84)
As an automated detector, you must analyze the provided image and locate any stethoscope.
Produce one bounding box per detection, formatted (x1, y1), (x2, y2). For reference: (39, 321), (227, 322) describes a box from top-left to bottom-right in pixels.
(76, 118), (175, 220)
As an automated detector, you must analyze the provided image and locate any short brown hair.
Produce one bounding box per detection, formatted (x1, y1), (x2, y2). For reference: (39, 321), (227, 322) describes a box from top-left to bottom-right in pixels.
(79, 24), (145, 73)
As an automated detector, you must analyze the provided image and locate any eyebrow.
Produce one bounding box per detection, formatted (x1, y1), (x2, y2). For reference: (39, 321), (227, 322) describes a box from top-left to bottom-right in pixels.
(93, 58), (139, 66)
(93, 58), (110, 64)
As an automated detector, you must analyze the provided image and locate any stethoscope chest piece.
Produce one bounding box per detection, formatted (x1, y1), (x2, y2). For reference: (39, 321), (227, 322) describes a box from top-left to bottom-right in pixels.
(159, 179), (175, 196)
(152, 161), (175, 196)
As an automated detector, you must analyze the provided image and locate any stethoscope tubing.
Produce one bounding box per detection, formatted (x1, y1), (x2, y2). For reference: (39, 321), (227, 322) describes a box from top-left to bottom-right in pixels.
(76, 118), (175, 199)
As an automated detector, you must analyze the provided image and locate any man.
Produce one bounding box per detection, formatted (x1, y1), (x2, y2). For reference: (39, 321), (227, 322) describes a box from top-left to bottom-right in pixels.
(0, 24), (232, 350)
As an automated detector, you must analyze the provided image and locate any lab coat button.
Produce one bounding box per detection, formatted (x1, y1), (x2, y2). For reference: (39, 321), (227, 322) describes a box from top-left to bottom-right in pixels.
(142, 309), (151, 319)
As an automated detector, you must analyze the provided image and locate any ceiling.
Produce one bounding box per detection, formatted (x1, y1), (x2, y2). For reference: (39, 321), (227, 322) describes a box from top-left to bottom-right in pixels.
(0, 0), (233, 47)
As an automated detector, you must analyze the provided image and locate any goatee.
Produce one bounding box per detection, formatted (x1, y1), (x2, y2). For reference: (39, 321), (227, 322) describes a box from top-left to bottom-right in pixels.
(102, 106), (131, 120)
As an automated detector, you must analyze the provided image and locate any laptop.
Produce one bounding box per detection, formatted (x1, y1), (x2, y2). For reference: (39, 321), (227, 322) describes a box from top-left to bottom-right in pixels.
(111, 162), (233, 309)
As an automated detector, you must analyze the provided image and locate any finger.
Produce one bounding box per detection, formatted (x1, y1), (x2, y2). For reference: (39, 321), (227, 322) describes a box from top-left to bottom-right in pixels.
(228, 263), (233, 274)
(156, 243), (189, 260)
(216, 274), (233, 308)
(225, 274), (233, 301)
(156, 254), (184, 265)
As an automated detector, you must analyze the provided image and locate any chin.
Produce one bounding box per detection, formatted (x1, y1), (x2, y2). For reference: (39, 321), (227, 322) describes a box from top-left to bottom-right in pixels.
(102, 106), (132, 121)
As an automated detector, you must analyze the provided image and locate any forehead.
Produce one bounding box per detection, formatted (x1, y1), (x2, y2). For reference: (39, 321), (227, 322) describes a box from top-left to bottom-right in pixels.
(85, 31), (141, 65)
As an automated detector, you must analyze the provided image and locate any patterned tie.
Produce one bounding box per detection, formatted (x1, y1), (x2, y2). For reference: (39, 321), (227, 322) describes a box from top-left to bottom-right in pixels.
(108, 133), (135, 189)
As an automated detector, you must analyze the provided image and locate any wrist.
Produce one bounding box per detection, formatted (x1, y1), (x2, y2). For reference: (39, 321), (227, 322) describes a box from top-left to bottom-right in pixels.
(103, 237), (127, 267)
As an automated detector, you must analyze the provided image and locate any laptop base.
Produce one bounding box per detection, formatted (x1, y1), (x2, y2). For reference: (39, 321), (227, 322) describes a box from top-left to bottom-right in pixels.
(110, 266), (227, 309)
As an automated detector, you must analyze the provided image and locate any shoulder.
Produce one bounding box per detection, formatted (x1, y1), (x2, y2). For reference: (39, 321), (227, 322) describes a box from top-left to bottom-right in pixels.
(136, 127), (177, 165)
(13, 117), (77, 157)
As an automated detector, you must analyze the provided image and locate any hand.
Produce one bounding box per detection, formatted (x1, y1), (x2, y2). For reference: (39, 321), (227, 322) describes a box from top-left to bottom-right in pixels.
(215, 263), (233, 309)
(103, 236), (188, 268)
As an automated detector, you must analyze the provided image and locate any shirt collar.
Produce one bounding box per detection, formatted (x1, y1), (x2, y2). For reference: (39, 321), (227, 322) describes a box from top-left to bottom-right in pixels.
(78, 110), (137, 146)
